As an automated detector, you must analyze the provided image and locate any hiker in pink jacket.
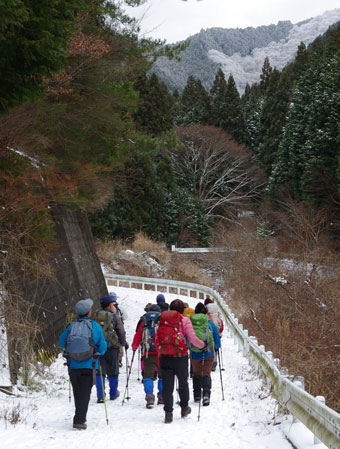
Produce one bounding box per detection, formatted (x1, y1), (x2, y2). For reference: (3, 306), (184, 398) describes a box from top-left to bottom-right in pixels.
(157, 299), (205, 423)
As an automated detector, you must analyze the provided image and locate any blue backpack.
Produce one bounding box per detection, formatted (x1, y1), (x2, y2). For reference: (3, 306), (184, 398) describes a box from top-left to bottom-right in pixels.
(65, 318), (96, 361)
(142, 311), (160, 356)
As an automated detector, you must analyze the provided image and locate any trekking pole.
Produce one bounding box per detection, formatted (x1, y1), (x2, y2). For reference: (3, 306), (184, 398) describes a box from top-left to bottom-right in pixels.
(175, 376), (180, 405)
(217, 349), (225, 401)
(137, 347), (141, 381)
(63, 355), (72, 403)
(122, 350), (136, 406)
(99, 363), (109, 425)
(198, 355), (206, 422)
(125, 347), (131, 401)
(220, 342), (225, 371)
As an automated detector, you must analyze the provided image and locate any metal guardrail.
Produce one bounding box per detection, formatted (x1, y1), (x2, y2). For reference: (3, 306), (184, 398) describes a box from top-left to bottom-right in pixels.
(170, 245), (230, 253)
(104, 273), (340, 449)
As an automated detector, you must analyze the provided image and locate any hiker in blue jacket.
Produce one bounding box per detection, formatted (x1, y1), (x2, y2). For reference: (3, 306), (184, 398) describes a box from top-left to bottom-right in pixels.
(59, 298), (107, 430)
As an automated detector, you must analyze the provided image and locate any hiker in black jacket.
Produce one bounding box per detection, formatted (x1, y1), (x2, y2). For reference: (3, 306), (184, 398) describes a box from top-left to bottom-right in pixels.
(94, 295), (128, 402)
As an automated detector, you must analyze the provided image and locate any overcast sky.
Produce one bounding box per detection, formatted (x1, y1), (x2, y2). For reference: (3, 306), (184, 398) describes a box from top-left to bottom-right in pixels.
(124, 0), (340, 43)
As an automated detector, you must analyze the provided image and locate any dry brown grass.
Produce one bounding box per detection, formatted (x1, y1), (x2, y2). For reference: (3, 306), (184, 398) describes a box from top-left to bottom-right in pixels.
(131, 233), (168, 266)
(95, 238), (128, 266)
(166, 253), (212, 286)
(213, 217), (340, 412)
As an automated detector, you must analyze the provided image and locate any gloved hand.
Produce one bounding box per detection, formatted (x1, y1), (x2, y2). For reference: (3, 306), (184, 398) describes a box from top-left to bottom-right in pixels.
(203, 341), (209, 351)
(125, 342), (129, 350)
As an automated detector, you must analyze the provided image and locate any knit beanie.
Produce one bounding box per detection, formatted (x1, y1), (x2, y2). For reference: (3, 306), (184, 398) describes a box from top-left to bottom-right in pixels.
(156, 293), (166, 304)
(195, 302), (207, 314)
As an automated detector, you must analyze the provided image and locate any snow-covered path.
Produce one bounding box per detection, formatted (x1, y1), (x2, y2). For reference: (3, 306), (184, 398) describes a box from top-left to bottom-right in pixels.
(0, 287), (320, 449)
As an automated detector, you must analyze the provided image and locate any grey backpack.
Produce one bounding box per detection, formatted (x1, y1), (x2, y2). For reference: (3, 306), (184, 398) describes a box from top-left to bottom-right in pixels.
(65, 319), (96, 361)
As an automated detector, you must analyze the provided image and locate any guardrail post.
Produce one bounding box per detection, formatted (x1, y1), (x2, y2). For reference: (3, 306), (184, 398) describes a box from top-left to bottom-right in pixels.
(233, 329), (238, 347)
(314, 396), (326, 444)
(273, 358), (281, 370)
(292, 378), (305, 424)
(243, 330), (249, 356)
(295, 376), (305, 390)
(249, 336), (258, 370)
(237, 324), (243, 352)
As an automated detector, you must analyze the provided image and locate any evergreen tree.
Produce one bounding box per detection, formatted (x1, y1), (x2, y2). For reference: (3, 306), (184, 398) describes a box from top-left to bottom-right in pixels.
(259, 56), (273, 92)
(293, 42), (311, 79)
(255, 69), (283, 174)
(268, 52), (340, 202)
(210, 68), (228, 126)
(242, 82), (264, 149)
(0, 0), (85, 112)
(221, 74), (250, 144)
(134, 72), (174, 136)
(175, 75), (212, 126)
(255, 42), (311, 176)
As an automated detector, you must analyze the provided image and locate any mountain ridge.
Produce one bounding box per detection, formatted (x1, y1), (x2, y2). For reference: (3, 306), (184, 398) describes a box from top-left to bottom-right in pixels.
(152, 8), (340, 93)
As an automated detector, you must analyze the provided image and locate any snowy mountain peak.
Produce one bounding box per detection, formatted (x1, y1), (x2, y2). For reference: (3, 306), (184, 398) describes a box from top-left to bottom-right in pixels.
(152, 8), (340, 93)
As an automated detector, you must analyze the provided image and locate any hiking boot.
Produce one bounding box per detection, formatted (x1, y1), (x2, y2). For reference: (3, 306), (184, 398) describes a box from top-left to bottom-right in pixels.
(157, 393), (164, 405)
(181, 406), (191, 418)
(97, 398), (104, 404)
(203, 396), (210, 406)
(194, 396), (201, 403)
(73, 422), (87, 430)
(110, 390), (120, 400)
(164, 412), (173, 423)
(146, 393), (155, 409)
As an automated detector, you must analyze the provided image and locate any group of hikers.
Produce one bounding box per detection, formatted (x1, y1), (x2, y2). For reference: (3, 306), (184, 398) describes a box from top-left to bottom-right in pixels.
(59, 291), (224, 429)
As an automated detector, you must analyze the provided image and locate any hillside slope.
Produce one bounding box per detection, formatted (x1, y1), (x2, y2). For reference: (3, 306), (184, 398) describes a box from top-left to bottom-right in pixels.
(152, 8), (340, 92)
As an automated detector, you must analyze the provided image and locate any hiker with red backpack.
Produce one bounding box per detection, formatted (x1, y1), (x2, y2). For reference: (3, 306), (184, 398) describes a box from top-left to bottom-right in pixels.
(59, 298), (107, 430)
(157, 299), (205, 424)
(190, 302), (221, 406)
(204, 297), (224, 371)
(131, 304), (163, 408)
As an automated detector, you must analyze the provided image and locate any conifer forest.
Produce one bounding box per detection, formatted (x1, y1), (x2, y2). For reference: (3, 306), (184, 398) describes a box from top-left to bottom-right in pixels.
(1, 1), (340, 412)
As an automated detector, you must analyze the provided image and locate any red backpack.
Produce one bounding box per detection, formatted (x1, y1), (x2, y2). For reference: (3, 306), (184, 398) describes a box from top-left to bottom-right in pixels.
(157, 310), (187, 356)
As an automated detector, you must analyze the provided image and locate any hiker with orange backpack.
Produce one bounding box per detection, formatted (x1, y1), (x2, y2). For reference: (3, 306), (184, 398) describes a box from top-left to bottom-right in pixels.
(157, 299), (205, 424)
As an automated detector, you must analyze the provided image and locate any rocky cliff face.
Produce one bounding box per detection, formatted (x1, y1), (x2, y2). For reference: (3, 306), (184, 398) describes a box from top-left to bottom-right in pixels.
(152, 8), (340, 92)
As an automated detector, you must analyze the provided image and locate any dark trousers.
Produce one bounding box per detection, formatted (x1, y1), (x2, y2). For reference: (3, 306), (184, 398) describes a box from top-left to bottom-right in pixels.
(160, 355), (189, 412)
(143, 354), (162, 379)
(98, 347), (119, 377)
(70, 369), (93, 425)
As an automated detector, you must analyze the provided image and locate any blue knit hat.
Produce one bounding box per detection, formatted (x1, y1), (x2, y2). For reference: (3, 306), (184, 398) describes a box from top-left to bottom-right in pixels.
(156, 293), (166, 304)
(100, 296), (114, 307)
